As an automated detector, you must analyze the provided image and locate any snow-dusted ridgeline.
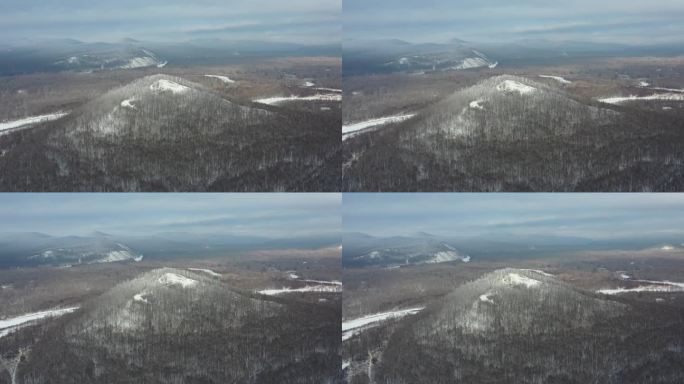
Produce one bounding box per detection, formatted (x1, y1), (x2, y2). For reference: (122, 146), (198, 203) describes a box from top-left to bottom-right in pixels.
(188, 268), (221, 277)
(0, 307), (79, 338)
(598, 93), (684, 104)
(539, 75), (571, 84)
(342, 113), (417, 139)
(258, 285), (342, 295)
(204, 75), (235, 84)
(597, 278), (684, 295)
(342, 307), (425, 341)
(253, 93), (342, 105)
(0, 112), (69, 132)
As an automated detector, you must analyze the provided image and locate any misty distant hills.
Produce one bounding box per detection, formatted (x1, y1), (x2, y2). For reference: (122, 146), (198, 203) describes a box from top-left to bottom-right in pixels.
(0, 231), (340, 268)
(343, 38), (684, 75)
(0, 38), (340, 76)
(375, 268), (684, 383)
(343, 74), (684, 191)
(0, 74), (340, 191)
(342, 232), (684, 267)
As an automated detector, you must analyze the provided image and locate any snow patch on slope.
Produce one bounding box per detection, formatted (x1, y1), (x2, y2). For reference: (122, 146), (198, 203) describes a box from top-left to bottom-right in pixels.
(497, 80), (537, 95)
(598, 93), (684, 104)
(0, 112), (69, 132)
(253, 94), (341, 105)
(121, 97), (136, 109)
(342, 307), (424, 341)
(204, 75), (235, 83)
(188, 268), (221, 277)
(258, 285), (341, 295)
(503, 273), (540, 288)
(342, 113), (416, 138)
(0, 307), (79, 338)
(158, 273), (197, 288)
(150, 79), (190, 94)
(539, 75), (571, 84)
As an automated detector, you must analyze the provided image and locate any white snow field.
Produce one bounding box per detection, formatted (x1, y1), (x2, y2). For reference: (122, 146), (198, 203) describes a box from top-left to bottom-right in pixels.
(133, 293), (148, 303)
(257, 285), (342, 296)
(188, 268), (221, 277)
(342, 113), (416, 138)
(597, 278), (684, 295)
(121, 56), (159, 69)
(0, 307), (79, 338)
(0, 112), (69, 132)
(469, 99), (484, 110)
(503, 273), (540, 288)
(598, 93), (684, 104)
(497, 80), (537, 95)
(521, 269), (554, 277)
(150, 79), (190, 94)
(204, 75), (235, 83)
(158, 273), (198, 288)
(253, 93), (342, 105)
(342, 307), (425, 341)
(539, 75), (572, 84)
(479, 293), (495, 304)
(121, 97), (137, 109)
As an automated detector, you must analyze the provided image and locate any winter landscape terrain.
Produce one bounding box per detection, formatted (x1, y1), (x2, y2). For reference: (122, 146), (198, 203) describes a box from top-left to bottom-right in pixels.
(342, 194), (684, 383)
(0, 39), (341, 191)
(342, 39), (684, 191)
(0, 194), (343, 383)
(0, 234), (343, 384)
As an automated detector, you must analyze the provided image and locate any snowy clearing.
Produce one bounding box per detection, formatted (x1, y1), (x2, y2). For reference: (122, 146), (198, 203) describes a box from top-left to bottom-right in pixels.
(0, 112), (69, 132)
(521, 269), (554, 277)
(342, 113), (416, 137)
(287, 272), (300, 279)
(315, 87), (342, 93)
(469, 99), (484, 110)
(620, 274), (631, 279)
(0, 307), (79, 338)
(638, 81), (651, 87)
(503, 273), (540, 288)
(156, 61), (168, 68)
(455, 57), (490, 70)
(133, 293), (148, 303)
(342, 307), (425, 341)
(479, 293), (495, 304)
(598, 93), (684, 104)
(257, 285), (342, 295)
(150, 79), (190, 94)
(204, 75), (235, 83)
(303, 81), (315, 87)
(661, 245), (675, 250)
(253, 94), (342, 105)
(158, 273), (197, 288)
(342, 360), (350, 370)
(188, 268), (221, 277)
(497, 80), (537, 95)
(120, 57), (159, 69)
(121, 98), (137, 109)
(597, 279), (684, 295)
(539, 75), (571, 84)
(298, 279), (342, 286)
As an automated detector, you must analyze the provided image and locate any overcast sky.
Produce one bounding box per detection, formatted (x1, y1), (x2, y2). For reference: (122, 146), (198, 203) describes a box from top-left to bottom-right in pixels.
(344, 0), (684, 45)
(0, 0), (340, 44)
(0, 194), (340, 237)
(343, 194), (684, 239)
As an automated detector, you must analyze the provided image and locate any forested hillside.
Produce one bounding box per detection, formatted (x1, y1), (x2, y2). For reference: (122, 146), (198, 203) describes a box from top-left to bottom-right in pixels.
(0, 74), (340, 191)
(343, 75), (684, 191)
